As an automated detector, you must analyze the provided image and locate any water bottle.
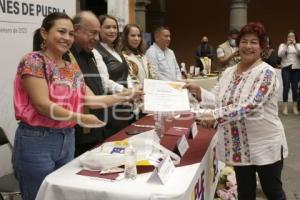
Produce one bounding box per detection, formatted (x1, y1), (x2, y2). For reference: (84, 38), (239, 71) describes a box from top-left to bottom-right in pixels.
(154, 112), (165, 139)
(124, 144), (137, 179)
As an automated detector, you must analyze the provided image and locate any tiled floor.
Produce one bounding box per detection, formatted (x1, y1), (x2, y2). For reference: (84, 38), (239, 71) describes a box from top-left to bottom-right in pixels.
(257, 103), (300, 200)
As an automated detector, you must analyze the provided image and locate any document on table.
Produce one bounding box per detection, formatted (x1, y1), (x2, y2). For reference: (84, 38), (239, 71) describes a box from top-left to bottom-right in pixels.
(143, 79), (190, 113)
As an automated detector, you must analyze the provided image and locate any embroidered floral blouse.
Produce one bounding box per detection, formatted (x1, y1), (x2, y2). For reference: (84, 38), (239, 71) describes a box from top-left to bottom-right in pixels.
(14, 51), (85, 128)
(200, 62), (288, 166)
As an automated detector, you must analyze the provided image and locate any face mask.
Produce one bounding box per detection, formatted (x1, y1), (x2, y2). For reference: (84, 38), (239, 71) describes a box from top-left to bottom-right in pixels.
(229, 39), (236, 47)
(201, 41), (208, 45)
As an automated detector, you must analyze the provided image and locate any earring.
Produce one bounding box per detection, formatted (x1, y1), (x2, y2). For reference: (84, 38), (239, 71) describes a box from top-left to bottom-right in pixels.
(41, 40), (47, 50)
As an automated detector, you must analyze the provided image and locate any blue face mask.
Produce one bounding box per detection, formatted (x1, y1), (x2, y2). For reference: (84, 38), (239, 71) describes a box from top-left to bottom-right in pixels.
(229, 39), (236, 47)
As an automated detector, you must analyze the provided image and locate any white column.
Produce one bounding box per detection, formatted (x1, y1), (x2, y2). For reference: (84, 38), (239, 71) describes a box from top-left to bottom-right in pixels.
(135, 0), (151, 31)
(229, 0), (250, 30)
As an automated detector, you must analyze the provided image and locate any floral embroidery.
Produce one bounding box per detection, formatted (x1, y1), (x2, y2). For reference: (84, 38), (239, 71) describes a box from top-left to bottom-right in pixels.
(223, 128), (230, 162)
(241, 120), (250, 163)
(218, 117), (226, 123)
(259, 85), (268, 94)
(18, 52), (83, 89)
(228, 111), (238, 118)
(218, 68), (253, 164)
(232, 153), (241, 162)
(244, 104), (256, 113)
(231, 127), (239, 136)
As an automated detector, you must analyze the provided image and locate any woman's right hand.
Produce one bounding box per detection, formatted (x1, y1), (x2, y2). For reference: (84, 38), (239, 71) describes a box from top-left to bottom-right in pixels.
(78, 114), (106, 128)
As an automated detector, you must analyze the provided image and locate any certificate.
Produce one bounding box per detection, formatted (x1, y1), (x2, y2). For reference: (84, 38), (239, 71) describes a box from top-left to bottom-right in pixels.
(143, 79), (190, 113)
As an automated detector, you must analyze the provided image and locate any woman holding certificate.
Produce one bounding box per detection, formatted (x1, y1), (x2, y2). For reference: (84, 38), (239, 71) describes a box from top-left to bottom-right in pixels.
(94, 15), (133, 136)
(185, 22), (288, 200)
(13, 12), (139, 200)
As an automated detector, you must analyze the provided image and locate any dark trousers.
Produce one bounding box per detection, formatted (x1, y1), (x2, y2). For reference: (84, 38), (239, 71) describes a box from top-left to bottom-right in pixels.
(234, 160), (286, 200)
(75, 141), (99, 157)
(74, 126), (105, 157)
(282, 66), (300, 102)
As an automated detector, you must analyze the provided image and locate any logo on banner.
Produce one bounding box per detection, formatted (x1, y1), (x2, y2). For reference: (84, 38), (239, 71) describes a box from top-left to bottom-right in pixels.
(209, 147), (218, 184)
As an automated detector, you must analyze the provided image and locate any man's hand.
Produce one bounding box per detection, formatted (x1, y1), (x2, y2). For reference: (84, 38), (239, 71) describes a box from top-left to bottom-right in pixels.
(196, 110), (215, 129)
(184, 82), (201, 101)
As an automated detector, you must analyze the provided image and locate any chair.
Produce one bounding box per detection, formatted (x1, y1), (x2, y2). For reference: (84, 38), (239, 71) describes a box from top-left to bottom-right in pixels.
(0, 127), (20, 200)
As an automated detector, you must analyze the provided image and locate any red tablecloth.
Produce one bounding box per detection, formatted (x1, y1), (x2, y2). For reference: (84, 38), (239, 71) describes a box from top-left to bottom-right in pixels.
(105, 113), (215, 167)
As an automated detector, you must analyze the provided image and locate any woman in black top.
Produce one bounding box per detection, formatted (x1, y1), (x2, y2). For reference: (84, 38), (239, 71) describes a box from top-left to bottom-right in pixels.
(94, 14), (133, 137)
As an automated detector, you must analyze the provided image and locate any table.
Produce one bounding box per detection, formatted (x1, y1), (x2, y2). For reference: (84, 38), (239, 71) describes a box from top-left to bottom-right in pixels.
(36, 115), (222, 200)
(188, 76), (218, 90)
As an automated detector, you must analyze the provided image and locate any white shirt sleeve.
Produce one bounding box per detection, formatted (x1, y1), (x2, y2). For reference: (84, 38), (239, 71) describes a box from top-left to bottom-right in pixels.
(174, 53), (182, 81)
(146, 47), (160, 79)
(278, 43), (288, 58)
(216, 47), (225, 58)
(92, 49), (124, 93)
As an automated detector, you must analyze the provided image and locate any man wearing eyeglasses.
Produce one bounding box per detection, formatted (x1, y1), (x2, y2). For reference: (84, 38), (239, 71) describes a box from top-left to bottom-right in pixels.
(64, 11), (105, 157)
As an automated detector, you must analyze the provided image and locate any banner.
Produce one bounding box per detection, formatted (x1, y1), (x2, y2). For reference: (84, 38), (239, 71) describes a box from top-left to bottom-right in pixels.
(0, 0), (76, 145)
(107, 0), (129, 32)
(189, 134), (224, 200)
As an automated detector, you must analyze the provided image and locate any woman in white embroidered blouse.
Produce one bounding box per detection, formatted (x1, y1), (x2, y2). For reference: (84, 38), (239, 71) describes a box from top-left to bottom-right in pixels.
(186, 22), (287, 200)
(278, 30), (300, 115)
(121, 24), (156, 84)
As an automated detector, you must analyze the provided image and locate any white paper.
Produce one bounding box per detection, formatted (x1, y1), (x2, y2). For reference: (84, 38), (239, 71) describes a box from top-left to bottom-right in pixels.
(191, 122), (198, 139)
(177, 135), (189, 157)
(148, 155), (175, 184)
(143, 79), (190, 113)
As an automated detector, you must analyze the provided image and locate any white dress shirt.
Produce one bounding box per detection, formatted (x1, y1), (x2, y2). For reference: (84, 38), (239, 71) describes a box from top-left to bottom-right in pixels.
(216, 46), (237, 58)
(146, 43), (182, 81)
(199, 62), (288, 166)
